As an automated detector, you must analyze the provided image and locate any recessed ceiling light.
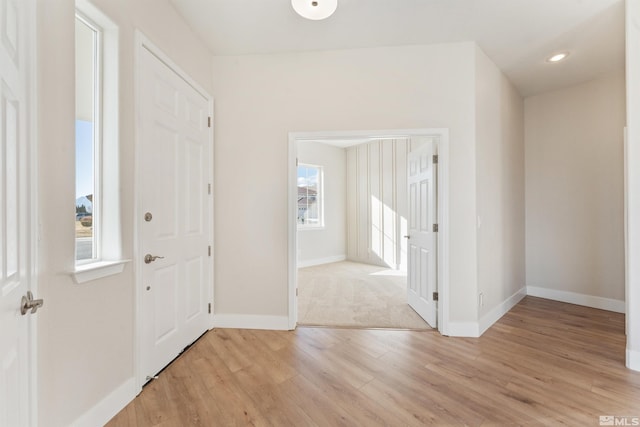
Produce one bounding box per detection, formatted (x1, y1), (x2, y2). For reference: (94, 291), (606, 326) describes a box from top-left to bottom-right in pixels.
(546, 52), (569, 63)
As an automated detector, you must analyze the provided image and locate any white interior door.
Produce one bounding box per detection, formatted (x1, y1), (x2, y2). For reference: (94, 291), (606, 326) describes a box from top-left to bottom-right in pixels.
(407, 140), (437, 327)
(139, 45), (212, 383)
(0, 0), (37, 425)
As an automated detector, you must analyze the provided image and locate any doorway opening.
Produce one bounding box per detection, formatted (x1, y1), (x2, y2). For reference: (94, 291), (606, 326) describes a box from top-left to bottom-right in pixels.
(288, 129), (449, 333)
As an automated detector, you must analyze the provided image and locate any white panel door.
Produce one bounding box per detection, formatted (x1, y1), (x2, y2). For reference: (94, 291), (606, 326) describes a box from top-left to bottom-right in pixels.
(0, 0), (36, 425)
(407, 140), (437, 327)
(139, 46), (212, 383)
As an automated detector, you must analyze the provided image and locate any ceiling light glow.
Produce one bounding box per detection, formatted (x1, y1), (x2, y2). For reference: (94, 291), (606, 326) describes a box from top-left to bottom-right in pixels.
(547, 52), (569, 63)
(292, 0), (337, 20)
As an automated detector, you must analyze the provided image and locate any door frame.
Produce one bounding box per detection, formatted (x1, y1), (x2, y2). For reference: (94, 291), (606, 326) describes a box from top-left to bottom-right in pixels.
(287, 129), (450, 334)
(27, 0), (38, 422)
(133, 31), (214, 391)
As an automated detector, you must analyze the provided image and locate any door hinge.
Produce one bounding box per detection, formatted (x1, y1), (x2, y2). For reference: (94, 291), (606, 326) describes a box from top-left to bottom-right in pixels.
(296, 157), (299, 167)
(296, 288), (298, 296)
(433, 292), (439, 301)
(208, 245), (212, 256)
(208, 302), (212, 314)
(207, 116), (212, 128)
(208, 183), (212, 195)
(433, 224), (439, 232)
(433, 154), (439, 164)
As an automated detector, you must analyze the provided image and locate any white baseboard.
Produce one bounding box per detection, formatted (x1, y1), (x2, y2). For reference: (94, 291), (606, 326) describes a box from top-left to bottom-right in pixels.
(446, 287), (527, 338)
(213, 314), (290, 330)
(447, 321), (480, 337)
(479, 287), (527, 336)
(70, 377), (137, 427)
(297, 255), (346, 268)
(526, 286), (625, 313)
(628, 348), (640, 372)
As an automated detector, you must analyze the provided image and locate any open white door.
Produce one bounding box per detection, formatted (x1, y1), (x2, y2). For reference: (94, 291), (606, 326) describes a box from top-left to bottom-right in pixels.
(138, 43), (212, 383)
(0, 0), (38, 425)
(407, 140), (437, 327)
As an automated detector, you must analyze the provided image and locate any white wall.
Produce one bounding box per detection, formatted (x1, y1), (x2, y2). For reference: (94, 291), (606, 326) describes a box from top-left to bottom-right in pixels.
(212, 43), (479, 324)
(625, 0), (640, 371)
(37, 0), (212, 425)
(346, 139), (409, 270)
(525, 69), (626, 309)
(297, 141), (346, 267)
(475, 47), (526, 327)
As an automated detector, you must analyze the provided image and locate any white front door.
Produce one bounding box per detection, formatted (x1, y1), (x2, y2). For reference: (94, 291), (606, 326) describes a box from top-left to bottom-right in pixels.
(0, 0), (37, 425)
(407, 140), (437, 327)
(139, 45), (212, 383)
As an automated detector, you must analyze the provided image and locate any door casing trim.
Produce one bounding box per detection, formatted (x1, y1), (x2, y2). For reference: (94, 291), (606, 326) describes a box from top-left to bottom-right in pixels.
(27, 0), (39, 423)
(287, 128), (450, 334)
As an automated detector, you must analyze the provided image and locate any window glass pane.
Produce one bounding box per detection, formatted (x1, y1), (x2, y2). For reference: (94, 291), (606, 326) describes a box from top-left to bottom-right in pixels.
(75, 17), (97, 261)
(297, 164), (322, 227)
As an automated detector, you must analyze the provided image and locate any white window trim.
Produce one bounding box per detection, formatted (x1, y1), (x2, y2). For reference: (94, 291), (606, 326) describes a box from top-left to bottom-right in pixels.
(72, 260), (129, 284)
(74, 11), (102, 265)
(297, 163), (325, 230)
(72, 1), (128, 282)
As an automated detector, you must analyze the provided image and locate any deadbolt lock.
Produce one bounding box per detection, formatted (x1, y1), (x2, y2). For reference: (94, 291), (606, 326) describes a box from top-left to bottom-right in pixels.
(144, 212), (153, 222)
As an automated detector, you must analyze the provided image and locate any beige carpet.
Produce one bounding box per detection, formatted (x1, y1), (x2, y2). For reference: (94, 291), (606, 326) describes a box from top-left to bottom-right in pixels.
(297, 261), (431, 329)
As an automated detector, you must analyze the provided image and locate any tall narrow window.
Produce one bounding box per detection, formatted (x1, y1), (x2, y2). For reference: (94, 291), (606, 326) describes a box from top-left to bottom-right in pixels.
(75, 14), (101, 262)
(297, 164), (324, 228)
(71, 3), (124, 283)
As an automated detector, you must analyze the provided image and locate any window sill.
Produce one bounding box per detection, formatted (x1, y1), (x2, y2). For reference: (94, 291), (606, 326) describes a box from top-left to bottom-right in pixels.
(72, 259), (130, 284)
(297, 226), (326, 231)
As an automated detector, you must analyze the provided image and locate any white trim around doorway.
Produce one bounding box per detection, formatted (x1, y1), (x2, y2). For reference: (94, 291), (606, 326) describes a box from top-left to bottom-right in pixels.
(27, 0), (39, 423)
(287, 129), (450, 334)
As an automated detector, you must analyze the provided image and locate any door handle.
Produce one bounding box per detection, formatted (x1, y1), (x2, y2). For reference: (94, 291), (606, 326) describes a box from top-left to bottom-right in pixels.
(144, 254), (165, 264)
(404, 235), (411, 239)
(21, 291), (44, 315)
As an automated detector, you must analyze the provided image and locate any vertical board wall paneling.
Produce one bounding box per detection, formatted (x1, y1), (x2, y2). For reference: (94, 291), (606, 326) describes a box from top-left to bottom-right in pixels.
(382, 140), (395, 267)
(370, 141), (382, 261)
(396, 140), (409, 271)
(346, 147), (357, 259)
(356, 144), (369, 260)
(346, 138), (409, 269)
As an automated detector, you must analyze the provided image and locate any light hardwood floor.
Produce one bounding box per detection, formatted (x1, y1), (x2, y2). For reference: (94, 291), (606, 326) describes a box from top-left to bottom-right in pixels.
(108, 297), (640, 426)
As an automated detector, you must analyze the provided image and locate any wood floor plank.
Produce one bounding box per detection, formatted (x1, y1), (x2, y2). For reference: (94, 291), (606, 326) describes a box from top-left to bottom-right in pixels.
(107, 297), (640, 426)
(276, 373), (355, 427)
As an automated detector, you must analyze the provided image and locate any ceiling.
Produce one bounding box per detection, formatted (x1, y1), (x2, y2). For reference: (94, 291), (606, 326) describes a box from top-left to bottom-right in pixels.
(169, 0), (625, 97)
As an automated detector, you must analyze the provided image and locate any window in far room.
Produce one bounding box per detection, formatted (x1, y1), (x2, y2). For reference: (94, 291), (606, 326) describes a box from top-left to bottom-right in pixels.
(297, 164), (324, 228)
